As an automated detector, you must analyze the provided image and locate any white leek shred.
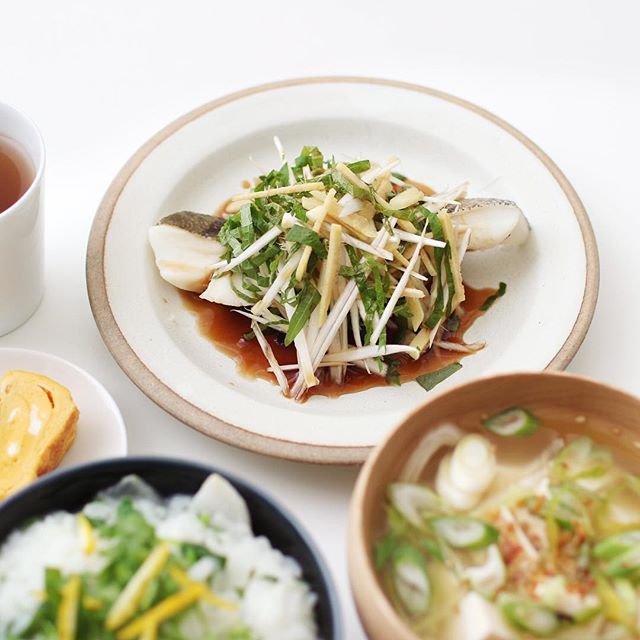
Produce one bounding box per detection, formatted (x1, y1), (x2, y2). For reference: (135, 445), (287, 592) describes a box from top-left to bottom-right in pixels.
(350, 303), (363, 349)
(305, 305), (321, 357)
(273, 135), (296, 185)
(251, 321), (290, 395)
(360, 157), (400, 184)
(268, 362), (337, 372)
(322, 344), (419, 364)
(251, 250), (302, 315)
(233, 309), (286, 333)
(369, 236), (424, 346)
(338, 193), (364, 217)
(323, 224), (392, 260)
(291, 218), (399, 399)
(296, 188), (336, 281)
(393, 228), (446, 249)
(328, 318), (345, 384)
(422, 182), (469, 212)
(435, 340), (485, 353)
(212, 225), (282, 273)
(284, 303), (317, 388)
(458, 227), (472, 263)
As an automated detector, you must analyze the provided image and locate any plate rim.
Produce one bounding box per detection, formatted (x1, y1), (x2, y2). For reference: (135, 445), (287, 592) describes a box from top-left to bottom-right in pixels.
(0, 346), (128, 459)
(86, 76), (599, 465)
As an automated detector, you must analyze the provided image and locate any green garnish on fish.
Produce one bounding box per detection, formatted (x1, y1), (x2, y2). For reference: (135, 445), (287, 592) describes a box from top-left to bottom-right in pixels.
(148, 139), (530, 400)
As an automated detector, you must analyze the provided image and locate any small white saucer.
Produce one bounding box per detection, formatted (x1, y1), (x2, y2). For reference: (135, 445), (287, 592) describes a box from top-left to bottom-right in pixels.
(0, 347), (127, 470)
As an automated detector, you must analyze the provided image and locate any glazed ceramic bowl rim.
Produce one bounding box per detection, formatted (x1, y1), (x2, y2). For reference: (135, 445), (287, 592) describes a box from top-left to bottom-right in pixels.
(348, 371), (640, 640)
(0, 456), (343, 638)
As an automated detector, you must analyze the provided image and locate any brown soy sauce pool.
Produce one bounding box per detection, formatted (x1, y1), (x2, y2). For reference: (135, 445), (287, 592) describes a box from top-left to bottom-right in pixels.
(180, 284), (496, 400)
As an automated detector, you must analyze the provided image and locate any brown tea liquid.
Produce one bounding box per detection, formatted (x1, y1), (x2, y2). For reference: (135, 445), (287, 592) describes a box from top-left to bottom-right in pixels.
(0, 135), (35, 214)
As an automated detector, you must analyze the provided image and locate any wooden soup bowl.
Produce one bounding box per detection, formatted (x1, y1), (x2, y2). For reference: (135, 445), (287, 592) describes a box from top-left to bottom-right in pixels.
(348, 372), (640, 640)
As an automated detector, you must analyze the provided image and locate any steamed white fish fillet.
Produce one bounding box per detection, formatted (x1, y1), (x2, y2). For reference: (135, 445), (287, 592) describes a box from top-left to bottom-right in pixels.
(449, 198), (530, 251)
(200, 272), (253, 306)
(148, 211), (226, 293)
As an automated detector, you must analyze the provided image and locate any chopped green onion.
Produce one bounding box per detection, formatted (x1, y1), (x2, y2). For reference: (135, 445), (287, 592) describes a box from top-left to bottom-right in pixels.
(551, 437), (612, 483)
(419, 539), (444, 562)
(593, 530), (640, 560)
(501, 598), (560, 637)
(430, 516), (499, 549)
(374, 533), (398, 570)
(465, 545), (505, 597)
(391, 544), (431, 615)
(600, 545), (640, 578)
(592, 576), (637, 632)
(387, 483), (441, 529)
(482, 407), (540, 437)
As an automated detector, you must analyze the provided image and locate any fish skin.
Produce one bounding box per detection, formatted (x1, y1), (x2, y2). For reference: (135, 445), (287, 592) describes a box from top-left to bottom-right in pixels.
(446, 198), (518, 214)
(158, 211), (225, 237)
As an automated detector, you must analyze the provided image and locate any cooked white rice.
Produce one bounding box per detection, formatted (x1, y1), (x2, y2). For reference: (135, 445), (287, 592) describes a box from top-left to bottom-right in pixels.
(0, 474), (319, 640)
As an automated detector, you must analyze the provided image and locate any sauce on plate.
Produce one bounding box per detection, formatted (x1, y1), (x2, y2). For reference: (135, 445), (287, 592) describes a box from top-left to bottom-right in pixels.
(180, 284), (496, 399)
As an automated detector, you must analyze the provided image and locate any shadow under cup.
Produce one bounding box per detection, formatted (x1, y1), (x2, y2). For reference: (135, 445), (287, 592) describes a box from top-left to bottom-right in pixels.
(0, 103), (45, 336)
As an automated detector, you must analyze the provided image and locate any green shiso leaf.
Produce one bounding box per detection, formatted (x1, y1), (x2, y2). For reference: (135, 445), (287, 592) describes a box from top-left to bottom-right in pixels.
(346, 159), (371, 173)
(443, 314), (460, 333)
(386, 358), (402, 386)
(284, 282), (320, 346)
(255, 164), (291, 191)
(277, 162), (291, 187)
(239, 203), (255, 246)
(480, 282), (507, 311)
(294, 145), (324, 171)
(285, 225), (327, 258)
(416, 362), (462, 392)
(329, 170), (370, 200)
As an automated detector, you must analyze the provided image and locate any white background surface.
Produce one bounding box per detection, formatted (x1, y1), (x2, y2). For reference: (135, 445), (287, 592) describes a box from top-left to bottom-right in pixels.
(1, 1), (639, 637)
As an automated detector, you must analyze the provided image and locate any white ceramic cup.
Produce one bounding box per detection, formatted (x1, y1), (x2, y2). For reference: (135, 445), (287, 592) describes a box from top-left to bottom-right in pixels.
(0, 103), (45, 336)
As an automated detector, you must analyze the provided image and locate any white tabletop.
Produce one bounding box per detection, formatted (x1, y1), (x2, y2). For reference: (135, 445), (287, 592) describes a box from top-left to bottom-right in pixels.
(2, 1), (639, 637)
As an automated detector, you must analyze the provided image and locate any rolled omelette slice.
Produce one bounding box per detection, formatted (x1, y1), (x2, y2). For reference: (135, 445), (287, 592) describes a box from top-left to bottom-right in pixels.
(0, 370), (79, 499)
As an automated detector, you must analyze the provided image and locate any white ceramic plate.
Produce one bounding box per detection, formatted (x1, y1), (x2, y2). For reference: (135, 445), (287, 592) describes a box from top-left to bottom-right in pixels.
(0, 348), (127, 470)
(87, 77), (598, 464)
